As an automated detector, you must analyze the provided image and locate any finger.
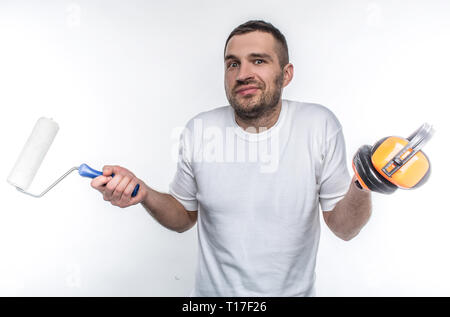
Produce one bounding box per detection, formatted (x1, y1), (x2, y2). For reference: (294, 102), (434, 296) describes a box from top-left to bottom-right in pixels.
(120, 179), (138, 204)
(102, 165), (115, 177)
(129, 182), (145, 206)
(91, 175), (113, 190)
(104, 174), (123, 200)
(112, 176), (131, 202)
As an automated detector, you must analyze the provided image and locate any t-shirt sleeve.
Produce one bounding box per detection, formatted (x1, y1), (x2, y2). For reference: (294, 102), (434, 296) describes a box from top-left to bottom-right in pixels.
(319, 123), (351, 212)
(168, 124), (198, 212)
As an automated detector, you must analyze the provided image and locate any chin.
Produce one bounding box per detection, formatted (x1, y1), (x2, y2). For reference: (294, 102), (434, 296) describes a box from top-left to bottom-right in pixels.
(236, 100), (258, 111)
(235, 103), (263, 118)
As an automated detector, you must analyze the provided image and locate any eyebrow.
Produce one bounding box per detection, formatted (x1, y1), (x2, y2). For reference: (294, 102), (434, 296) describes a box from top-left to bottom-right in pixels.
(224, 53), (274, 62)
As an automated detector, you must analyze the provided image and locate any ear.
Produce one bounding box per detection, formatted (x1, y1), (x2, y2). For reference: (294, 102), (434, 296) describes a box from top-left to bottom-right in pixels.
(282, 63), (294, 88)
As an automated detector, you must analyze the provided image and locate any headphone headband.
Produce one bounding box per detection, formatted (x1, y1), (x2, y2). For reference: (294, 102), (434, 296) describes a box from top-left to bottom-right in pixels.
(381, 123), (434, 177)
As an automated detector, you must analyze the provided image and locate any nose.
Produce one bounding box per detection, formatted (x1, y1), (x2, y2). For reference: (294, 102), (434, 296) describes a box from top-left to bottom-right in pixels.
(236, 61), (255, 82)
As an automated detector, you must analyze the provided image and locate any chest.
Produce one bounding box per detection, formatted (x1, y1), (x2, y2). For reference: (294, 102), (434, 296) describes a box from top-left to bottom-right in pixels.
(193, 134), (322, 217)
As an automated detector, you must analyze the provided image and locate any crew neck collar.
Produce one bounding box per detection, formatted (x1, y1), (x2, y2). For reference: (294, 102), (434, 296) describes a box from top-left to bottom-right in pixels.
(230, 99), (288, 142)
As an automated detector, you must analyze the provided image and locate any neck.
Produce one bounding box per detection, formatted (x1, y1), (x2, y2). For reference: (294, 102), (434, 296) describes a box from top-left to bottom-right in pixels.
(234, 99), (282, 133)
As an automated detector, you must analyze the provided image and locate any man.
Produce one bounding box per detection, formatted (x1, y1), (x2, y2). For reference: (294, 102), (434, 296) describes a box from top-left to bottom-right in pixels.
(91, 20), (372, 296)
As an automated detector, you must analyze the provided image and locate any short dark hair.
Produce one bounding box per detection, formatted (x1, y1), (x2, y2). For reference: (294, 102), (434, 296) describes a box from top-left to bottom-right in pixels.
(224, 20), (289, 69)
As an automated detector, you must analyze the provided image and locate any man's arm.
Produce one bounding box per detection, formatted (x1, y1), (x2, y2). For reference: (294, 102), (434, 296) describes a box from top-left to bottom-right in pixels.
(322, 175), (372, 241)
(90, 165), (197, 233)
(141, 186), (198, 233)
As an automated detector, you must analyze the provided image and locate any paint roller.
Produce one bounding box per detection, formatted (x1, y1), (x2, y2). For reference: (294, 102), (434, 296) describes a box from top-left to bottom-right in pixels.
(7, 117), (139, 198)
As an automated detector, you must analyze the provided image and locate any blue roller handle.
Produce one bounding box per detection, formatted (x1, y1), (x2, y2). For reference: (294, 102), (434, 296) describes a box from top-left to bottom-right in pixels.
(78, 163), (140, 197)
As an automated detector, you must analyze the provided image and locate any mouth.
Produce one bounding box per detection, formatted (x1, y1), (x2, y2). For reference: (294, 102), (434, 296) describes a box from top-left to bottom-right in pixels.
(235, 86), (260, 96)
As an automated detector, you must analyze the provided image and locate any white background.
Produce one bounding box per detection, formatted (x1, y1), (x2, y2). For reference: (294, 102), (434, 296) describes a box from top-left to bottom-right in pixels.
(0, 0), (449, 296)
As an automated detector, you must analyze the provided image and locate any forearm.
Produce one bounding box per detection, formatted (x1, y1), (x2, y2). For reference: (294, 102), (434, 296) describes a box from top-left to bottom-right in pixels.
(325, 176), (372, 241)
(140, 185), (197, 233)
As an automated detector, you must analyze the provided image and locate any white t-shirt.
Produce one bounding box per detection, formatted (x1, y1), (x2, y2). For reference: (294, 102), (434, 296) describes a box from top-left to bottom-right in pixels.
(169, 99), (351, 296)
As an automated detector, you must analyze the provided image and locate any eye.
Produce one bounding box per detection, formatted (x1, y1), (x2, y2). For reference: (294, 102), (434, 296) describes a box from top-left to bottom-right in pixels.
(228, 62), (239, 68)
(254, 59), (264, 65)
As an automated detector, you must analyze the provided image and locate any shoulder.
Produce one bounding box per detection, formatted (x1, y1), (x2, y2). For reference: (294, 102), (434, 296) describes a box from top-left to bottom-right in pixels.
(287, 100), (339, 123)
(184, 105), (231, 130)
(287, 99), (342, 131)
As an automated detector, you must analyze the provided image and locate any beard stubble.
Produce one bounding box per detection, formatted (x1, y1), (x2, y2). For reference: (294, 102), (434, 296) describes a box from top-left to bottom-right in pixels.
(227, 71), (284, 122)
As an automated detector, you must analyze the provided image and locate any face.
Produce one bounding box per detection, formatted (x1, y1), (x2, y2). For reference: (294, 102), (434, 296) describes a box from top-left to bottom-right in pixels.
(224, 31), (292, 120)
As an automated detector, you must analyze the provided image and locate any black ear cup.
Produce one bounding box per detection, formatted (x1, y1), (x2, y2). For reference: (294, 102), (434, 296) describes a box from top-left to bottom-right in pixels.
(353, 145), (398, 194)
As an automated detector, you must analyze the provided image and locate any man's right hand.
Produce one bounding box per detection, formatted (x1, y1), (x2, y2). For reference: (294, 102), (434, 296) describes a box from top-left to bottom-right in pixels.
(90, 165), (148, 208)
(91, 165), (197, 233)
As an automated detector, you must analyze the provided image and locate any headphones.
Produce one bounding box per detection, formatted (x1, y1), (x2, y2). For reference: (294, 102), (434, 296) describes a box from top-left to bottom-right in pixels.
(352, 123), (434, 194)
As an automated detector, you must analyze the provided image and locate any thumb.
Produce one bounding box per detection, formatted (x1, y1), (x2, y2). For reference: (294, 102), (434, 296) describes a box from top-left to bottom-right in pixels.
(102, 165), (114, 176)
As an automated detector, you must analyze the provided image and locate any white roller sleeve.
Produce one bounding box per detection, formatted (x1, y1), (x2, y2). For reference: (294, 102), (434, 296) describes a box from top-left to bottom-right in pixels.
(7, 117), (59, 190)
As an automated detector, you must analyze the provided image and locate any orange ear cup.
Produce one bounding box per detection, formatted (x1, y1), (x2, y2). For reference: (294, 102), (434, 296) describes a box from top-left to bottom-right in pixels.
(411, 151), (431, 188)
(371, 136), (430, 189)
